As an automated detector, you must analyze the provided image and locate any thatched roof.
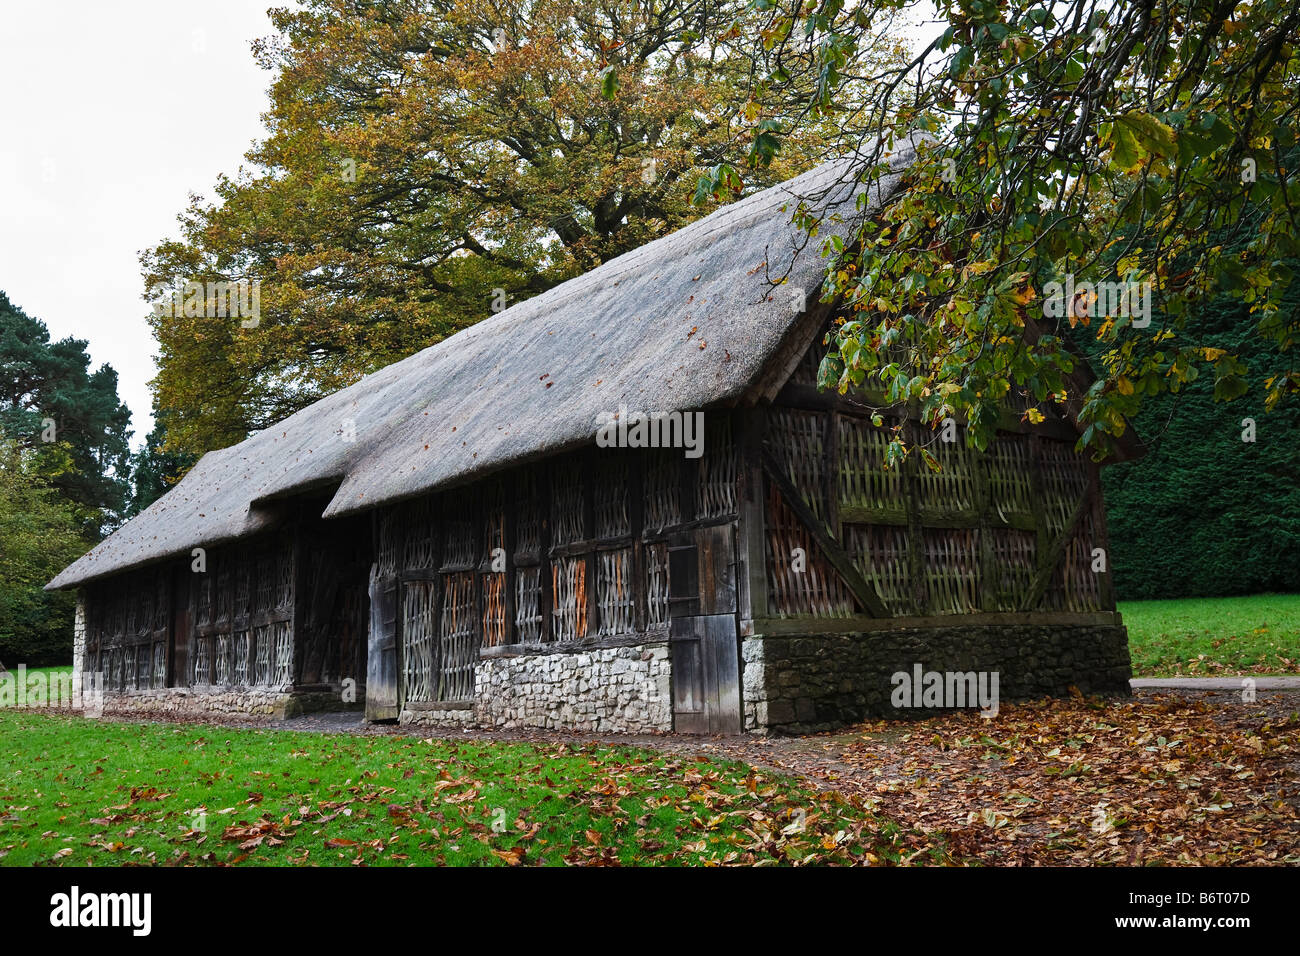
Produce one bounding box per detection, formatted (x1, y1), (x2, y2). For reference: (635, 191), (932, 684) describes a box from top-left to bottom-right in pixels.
(49, 144), (920, 590)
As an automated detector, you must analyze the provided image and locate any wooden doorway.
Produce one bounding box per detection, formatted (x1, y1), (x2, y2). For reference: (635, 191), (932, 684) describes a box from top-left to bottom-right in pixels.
(365, 572), (400, 721)
(667, 524), (742, 734)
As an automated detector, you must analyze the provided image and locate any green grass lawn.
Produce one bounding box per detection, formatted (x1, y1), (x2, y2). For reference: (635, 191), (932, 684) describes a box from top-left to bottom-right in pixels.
(1, 665), (70, 677)
(0, 711), (935, 867)
(1120, 593), (1300, 677)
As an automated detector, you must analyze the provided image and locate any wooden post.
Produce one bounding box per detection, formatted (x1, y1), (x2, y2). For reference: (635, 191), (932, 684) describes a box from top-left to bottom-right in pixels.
(824, 409), (840, 540)
(1026, 435), (1050, 610)
(540, 464), (553, 644)
(583, 448), (598, 637)
(975, 449), (996, 611)
(1089, 460), (1115, 611)
(904, 414), (926, 616)
(503, 475), (518, 645)
(629, 450), (647, 634)
(736, 407), (769, 627)
(428, 498), (446, 700)
(291, 519), (308, 688)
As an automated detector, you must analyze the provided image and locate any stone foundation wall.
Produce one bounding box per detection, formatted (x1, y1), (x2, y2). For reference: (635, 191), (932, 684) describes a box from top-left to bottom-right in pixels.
(70, 623), (1130, 735)
(100, 687), (295, 719)
(743, 624), (1132, 734)
(97, 687), (354, 721)
(401, 642), (672, 733)
(66, 639), (671, 734)
(72, 593), (86, 679)
(398, 703), (477, 730)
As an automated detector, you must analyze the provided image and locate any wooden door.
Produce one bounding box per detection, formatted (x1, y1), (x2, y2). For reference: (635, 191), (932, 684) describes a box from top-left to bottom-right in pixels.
(365, 570), (400, 721)
(668, 524), (742, 734)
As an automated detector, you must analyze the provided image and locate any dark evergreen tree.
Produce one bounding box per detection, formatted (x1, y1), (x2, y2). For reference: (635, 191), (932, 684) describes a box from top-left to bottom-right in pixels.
(0, 290), (133, 535)
(0, 290), (135, 664)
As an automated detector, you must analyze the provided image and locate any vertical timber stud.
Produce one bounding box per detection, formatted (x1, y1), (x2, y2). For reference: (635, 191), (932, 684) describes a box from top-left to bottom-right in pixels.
(1027, 434), (1050, 603)
(540, 465), (553, 644)
(904, 412), (926, 616)
(472, 488), (483, 655)
(679, 437), (698, 527)
(735, 408), (768, 627)
(169, 563), (191, 688)
(825, 409), (840, 542)
(975, 449), (996, 611)
(1089, 460), (1115, 611)
(292, 514), (307, 688)
(429, 502), (445, 696)
(504, 474), (518, 645)
(629, 452), (647, 634)
(583, 447), (598, 637)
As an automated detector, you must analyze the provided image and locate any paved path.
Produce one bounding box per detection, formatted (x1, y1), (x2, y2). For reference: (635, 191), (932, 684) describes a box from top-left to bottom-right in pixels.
(1131, 676), (1300, 690)
(269, 679), (1300, 734)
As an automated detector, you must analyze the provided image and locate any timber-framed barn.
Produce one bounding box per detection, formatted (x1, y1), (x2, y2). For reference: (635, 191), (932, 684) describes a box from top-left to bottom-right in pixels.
(49, 144), (1135, 734)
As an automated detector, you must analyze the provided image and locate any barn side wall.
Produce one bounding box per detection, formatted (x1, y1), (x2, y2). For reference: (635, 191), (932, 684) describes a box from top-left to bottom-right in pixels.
(741, 622), (1132, 734)
(400, 642), (672, 733)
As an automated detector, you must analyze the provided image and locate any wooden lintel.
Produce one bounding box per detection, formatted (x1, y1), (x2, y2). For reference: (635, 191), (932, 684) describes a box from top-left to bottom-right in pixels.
(751, 609), (1122, 635)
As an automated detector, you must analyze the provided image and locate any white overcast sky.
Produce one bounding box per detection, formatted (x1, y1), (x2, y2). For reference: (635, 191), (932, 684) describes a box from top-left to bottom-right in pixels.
(0, 1), (943, 450)
(0, 0), (278, 446)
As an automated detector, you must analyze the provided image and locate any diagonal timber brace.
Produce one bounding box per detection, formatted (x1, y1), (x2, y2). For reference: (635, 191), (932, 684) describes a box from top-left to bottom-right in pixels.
(1019, 490), (1092, 612)
(759, 447), (889, 618)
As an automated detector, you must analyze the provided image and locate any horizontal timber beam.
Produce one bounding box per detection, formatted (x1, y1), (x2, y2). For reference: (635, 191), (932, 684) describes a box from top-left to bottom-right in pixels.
(750, 610), (1123, 635)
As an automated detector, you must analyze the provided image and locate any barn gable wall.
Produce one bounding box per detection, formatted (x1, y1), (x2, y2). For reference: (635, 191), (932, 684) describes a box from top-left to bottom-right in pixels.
(749, 331), (1116, 624)
(76, 507), (370, 717)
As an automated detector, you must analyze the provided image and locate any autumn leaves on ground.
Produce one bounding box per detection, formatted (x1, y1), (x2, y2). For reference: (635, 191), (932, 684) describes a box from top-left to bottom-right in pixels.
(2, 687), (1297, 866)
(742, 691), (1300, 865)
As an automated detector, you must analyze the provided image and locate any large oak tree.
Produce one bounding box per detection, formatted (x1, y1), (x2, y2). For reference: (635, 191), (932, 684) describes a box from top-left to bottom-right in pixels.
(146, 0), (901, 456)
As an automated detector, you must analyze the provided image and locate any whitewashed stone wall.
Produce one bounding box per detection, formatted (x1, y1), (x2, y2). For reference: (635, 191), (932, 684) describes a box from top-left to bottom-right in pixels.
(72, 593), (86, 679)
(402, 642), (672, 733)
(398, 704), (475, 730)
(99, 687), (294, 719)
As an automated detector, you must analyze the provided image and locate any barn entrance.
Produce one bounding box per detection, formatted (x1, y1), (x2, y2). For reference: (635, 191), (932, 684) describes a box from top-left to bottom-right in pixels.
(295, 510), (371, 699)
(666, 524), (742, 734)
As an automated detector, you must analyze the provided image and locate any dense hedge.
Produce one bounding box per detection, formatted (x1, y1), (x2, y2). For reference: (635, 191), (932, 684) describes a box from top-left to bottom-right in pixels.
(1100, 294), (1300, 600)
